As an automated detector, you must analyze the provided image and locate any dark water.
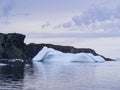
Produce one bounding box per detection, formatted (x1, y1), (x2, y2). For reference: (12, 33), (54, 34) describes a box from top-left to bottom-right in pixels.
(0, 61), (120, 90)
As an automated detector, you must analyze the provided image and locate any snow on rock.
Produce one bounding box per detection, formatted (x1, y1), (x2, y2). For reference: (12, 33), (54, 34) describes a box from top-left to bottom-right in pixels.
(32, 46), (105, 62)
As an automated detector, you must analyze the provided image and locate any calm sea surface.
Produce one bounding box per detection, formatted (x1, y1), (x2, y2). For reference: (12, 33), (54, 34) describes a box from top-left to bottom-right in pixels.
(0, 61), (120, 90)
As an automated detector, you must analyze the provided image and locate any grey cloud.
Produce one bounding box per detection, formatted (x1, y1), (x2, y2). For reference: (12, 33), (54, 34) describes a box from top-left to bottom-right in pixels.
(62, 22), (73, 28)
(41, 23), (50, 29)
(55, 21), (73, 29)
(72, 6), (120, 26)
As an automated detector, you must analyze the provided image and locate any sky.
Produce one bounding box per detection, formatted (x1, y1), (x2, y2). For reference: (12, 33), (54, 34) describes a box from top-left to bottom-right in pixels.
(0, 0), (120, 37)
(1, 0), (120, 58)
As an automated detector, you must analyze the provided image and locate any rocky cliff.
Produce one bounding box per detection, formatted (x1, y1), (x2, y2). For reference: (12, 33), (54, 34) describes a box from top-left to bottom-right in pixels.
(0, 33), (30, 62)
(0, 33), (113, 63)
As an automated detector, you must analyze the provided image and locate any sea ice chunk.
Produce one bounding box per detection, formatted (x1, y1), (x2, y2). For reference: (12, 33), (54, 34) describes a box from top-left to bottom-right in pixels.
(32, 46), (105, 62)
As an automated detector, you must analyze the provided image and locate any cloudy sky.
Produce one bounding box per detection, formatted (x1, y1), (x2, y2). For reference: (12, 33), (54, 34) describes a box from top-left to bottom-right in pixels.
(0, 0), (120, 38)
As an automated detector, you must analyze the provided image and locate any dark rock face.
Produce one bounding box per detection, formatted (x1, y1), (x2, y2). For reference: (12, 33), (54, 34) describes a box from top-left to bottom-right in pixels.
(0, 33), (114, 63)
(27, 43), (97, 59)
(0, 33), (31, 62)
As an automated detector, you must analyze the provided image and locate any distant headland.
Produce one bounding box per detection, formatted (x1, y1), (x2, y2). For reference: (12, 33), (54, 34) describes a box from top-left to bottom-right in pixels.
(0, 33), (114, 63)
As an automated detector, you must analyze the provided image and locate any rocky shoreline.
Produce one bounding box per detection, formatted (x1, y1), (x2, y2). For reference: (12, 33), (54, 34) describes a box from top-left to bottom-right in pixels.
(0, 33), (114, 63)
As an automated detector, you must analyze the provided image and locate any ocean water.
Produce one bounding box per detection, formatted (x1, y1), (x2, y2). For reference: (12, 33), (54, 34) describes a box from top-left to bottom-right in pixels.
(0, 61), (120, 90)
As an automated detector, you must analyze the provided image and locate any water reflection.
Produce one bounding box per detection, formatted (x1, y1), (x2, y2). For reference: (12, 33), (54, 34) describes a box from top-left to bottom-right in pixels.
(0, 61), (120, 90)
(23, 61), (120, 90)
(0, 65), (24, 79)
(0, 64), (24, 90)
(31, 62), (97, 90)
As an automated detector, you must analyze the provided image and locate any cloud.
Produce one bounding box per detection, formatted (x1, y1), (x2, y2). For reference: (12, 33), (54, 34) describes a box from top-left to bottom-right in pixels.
(62, 22), (73, 28)
(54, 5), (120, 34)
(52, 5), (120, 34)
(2, 0), (15, 17)
(72, 6), (120, 26)
(54, 21), (73, 30)
(41, 22), (50, 29)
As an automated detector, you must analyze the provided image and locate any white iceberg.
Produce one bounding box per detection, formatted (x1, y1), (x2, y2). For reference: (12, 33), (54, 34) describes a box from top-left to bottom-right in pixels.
(32, 46), (105, 62)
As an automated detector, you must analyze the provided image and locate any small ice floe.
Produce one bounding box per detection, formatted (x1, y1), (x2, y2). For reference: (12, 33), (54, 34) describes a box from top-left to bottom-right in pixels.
(8, 59), (24, 63)
(0, 59), (24, 67)
(0, 59), (24, 63)
(32, 46), (105, 62)
(0, 63), (7, 66)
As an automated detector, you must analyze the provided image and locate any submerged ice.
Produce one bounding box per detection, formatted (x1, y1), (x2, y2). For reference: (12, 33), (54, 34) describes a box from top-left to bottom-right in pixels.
(32, 47), (105, 62)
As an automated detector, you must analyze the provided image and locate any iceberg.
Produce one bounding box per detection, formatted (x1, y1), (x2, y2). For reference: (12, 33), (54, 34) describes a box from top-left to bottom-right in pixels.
(32, 46), (105, 62)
